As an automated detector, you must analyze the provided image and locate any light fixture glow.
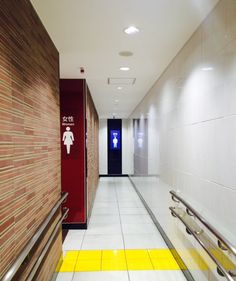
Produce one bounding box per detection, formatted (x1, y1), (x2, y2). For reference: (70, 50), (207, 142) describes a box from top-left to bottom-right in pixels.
(117, 86), (123, 90)
(120, 67), (130, 71)
(115, 99), (119, 103)
(202, 67), (213, 71)
(124, 26), (140, 35)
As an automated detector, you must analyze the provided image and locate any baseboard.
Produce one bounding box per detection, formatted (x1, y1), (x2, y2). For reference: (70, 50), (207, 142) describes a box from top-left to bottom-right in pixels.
(99, 174), (128, 177)
(62, 229), (69, 242)
(62, 223), (87, 229)
(129, 174), (159, 177)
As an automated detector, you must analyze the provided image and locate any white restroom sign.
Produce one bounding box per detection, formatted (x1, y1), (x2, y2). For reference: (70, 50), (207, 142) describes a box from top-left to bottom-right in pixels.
(62, 115), (75, 154)
(62, 126), (74, 154)
(62, 116), (75, 126)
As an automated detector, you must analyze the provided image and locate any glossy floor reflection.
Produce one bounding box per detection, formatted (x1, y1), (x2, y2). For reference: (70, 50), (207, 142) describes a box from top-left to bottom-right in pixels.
(54, 177), (187, 281)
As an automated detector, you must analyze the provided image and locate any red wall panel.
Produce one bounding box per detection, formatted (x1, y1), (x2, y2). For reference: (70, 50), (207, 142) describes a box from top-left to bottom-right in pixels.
(60, 79), (86, 226)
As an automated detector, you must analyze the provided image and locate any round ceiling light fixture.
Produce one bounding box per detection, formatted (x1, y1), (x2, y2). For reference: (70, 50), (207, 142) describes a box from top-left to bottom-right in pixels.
(201, 66), (213, 71)
(120, 66), (130, 71)
(119, 51), (133, 57)
(124, 26), (140, 35)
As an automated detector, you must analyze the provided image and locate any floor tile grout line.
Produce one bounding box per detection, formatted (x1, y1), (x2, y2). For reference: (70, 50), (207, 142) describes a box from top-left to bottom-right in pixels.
(114, 178), (131, 281)
(71, 250), (79, 281)
(65, 233), (80, 278)
(62, 230), (86, 281)
(75, 226), (86, 253)
(147, 248), (155, 270)
(100, 250), (103, 271)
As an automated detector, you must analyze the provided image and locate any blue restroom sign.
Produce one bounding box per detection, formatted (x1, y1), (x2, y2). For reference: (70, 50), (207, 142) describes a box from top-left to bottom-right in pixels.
(110, 130), (121, 150)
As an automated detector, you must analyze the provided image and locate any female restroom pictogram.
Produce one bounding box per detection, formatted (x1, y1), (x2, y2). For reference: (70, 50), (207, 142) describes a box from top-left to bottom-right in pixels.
(62, 126), (74, 154)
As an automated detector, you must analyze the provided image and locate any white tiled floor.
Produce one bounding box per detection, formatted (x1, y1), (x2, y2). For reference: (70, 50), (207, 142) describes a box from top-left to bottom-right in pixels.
(55, 273), (74, 281)
(62, 232), (84, 250)
(129, 270), (188, 281)
(73, 271), (130, 281)
(123, 233), (167, 249)
(82, 233), (124, 249)
(54, 177), (187, 281)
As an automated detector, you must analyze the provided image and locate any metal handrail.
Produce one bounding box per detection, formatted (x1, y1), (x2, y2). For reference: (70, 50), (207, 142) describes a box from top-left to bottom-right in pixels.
(170, 206), (235, 281)
(26, 207), (69, 281)
(170, 190), (236, 256)
(2, 192), (68, 281)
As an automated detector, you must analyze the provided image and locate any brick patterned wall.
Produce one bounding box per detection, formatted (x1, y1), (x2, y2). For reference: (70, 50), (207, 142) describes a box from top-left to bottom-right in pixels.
(86, 88), (99, 216)
(35, 232), (62, 281)
(13, 211), (61, 281)
(0, 0), (61, 279)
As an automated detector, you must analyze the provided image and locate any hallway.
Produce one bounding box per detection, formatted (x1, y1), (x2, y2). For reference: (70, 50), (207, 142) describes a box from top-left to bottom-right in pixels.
(55, 177), (186, 281)
(2, 1), (236, 280)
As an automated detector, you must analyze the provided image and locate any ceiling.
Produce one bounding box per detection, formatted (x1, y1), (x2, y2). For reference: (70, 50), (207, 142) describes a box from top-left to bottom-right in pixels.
(30, 0), (218, 119)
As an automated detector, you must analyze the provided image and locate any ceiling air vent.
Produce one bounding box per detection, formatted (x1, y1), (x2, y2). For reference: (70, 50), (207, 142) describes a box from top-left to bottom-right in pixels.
(108, 77), (136, 85)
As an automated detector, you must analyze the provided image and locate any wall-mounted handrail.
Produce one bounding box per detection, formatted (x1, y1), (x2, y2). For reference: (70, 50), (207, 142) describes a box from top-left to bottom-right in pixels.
(26, 207), (69, 281)
(170, 190), (236, 256)
(2, 192), (68, 281)
(170, 207), (235, 281)
(170, 190), (236, 281)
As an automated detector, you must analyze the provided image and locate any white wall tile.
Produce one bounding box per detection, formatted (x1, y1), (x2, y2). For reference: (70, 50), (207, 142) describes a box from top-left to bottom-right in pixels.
(129, 1), (236, 279)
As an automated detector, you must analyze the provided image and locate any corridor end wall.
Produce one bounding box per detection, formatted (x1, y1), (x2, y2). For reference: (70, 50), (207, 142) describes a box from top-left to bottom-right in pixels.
(99, 119), (133, 175)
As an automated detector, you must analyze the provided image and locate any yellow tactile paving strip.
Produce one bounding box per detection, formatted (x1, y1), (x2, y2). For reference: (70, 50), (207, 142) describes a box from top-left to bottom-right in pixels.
(57, 249), (186, 272)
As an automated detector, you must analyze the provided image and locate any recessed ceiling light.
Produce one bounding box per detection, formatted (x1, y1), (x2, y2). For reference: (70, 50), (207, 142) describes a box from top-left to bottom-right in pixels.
(117, 86), (123, 90)
(202, 67), (213, 71)
(120, 67), (130, 71)
(108, 78), (136, 85)
(124, 26), (140, 35)
(119, 51), (133, 57)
